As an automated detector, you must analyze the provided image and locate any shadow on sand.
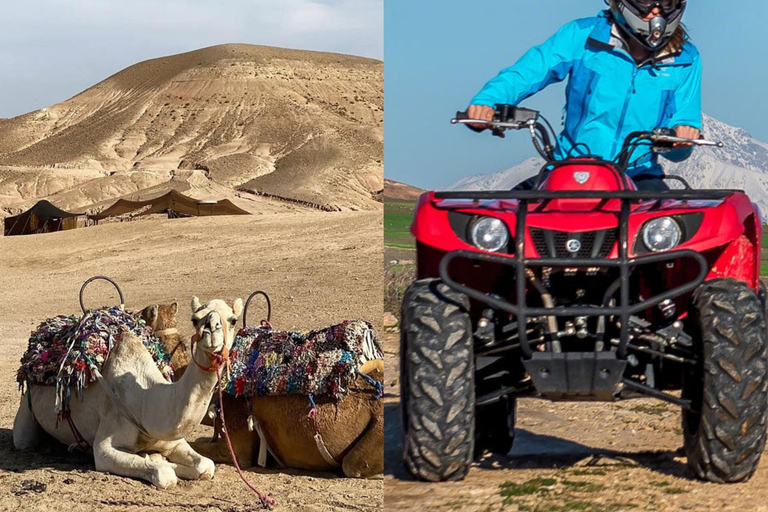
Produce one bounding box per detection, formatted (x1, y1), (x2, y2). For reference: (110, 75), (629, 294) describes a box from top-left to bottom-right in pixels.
(0, 426), (350, 483)
(385, 402), (693, 482)
(0, 427), (94, 474)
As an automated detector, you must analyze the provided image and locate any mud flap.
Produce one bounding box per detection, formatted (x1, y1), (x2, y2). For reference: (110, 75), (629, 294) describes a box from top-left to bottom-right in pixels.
(523, 352), (627, 400)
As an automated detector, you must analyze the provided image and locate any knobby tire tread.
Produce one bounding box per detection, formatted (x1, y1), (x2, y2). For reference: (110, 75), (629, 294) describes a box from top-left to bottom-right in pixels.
(401, 278), (474, 482)
(685, 278), (768, 483)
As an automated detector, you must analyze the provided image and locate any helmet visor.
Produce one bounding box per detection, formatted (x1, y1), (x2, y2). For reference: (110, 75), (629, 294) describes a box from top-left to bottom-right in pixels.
(626, 0), (680, 16)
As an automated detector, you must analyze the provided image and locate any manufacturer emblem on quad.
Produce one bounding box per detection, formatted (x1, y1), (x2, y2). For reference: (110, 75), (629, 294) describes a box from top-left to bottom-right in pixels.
(566, 239), (581, 253)
(574, 171), (590, 184)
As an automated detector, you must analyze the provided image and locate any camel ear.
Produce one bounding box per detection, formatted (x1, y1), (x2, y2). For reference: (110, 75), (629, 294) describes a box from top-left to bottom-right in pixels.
(232, 298), (244, 318)
(148, 304), (159, 321)
(191, 296), (202, 313)
(169, 302), (178, 316)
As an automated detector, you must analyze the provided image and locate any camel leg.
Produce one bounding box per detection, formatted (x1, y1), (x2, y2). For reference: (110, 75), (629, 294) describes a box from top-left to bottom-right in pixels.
(93, 424), (177, 489)
(341, 416), (384, 479)
(162, 439), (215, 480)
(13, 392), (43, 451)
(190, 426), (255, 467)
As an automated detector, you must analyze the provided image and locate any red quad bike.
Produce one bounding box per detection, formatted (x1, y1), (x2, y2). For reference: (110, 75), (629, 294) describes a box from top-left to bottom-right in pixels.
(400, 105), (768, 483)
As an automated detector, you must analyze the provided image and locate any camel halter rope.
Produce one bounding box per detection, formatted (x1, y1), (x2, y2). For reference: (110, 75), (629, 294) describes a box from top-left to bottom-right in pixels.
(191, 311), (275, 509)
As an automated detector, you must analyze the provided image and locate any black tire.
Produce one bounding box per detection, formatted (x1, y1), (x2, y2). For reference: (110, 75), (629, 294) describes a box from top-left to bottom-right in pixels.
(400, 278), (474, 481)
(683, 278), (768, 483)
(475, 396), (516, 459)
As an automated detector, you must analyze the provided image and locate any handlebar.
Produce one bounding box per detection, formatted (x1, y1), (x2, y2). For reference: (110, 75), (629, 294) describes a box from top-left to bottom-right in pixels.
(454, 106), (557, 160)
(645, 132), (724, 148)
(454, 105), (724, 172)
(451, 117), (532, 130)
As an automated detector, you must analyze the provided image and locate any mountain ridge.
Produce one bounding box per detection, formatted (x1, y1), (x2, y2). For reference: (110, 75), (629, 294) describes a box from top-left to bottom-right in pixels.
(0, 43), (383, 213)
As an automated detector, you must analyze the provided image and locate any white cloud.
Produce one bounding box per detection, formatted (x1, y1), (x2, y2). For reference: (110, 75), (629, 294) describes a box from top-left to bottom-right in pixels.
(0, 0), (382, 117)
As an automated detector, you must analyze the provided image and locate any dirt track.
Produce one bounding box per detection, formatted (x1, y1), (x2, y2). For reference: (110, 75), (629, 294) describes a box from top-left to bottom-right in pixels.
(0, 211), (383, 511)
(383, 332), (768, 512)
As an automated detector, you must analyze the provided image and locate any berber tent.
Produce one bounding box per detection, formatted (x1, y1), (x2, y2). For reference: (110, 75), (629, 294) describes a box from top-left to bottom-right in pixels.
(88, 190), (250, 223)
(3, 200), (84, 236)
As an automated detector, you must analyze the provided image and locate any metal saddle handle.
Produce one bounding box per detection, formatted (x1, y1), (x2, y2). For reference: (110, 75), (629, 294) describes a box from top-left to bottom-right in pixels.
(242, 290), (272, 328)
(79, 275), (125, 314)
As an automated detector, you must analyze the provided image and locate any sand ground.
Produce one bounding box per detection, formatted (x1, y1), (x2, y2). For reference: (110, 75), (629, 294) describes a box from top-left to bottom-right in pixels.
(0, 211), (383, 512)
(383, 329), (768, 512)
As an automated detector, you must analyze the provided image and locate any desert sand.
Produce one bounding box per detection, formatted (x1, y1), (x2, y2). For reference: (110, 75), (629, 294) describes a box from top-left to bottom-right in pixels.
(0, 210), (383, 512)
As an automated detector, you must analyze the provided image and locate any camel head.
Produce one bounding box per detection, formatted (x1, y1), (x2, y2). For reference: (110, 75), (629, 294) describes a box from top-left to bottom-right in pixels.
(189, 296), (243, 354)
(139, 302), (179, 334)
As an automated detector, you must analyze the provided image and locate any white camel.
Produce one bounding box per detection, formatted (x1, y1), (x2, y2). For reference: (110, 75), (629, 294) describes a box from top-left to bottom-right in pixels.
(13, 296), (242, 489)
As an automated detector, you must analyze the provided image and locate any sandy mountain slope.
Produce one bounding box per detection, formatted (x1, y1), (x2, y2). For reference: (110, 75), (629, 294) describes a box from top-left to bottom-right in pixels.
(383, 179), (425, 202)
(0, 44), (383, 213)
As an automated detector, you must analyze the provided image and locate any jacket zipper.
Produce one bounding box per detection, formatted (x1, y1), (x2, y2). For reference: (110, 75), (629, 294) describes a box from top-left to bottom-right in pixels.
(611, 56), (655, 158)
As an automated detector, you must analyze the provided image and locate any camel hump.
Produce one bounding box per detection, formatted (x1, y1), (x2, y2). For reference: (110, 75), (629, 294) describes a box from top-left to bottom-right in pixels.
(358, 359), (383, 382)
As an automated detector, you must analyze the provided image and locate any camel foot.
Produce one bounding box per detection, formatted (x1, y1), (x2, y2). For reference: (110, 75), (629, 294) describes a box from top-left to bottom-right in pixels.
(150, 465), (178, 489)
(196, 457), (215, 480)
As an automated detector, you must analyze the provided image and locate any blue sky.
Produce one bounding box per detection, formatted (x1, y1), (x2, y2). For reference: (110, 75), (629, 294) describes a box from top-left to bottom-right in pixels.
(0, 0), (382, 119)
(385, 1), (768, 189)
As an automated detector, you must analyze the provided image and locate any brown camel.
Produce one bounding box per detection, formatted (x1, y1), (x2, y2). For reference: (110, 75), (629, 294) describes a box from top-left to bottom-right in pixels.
(191, 359), (384, 478)
(139, 303), (190, 379)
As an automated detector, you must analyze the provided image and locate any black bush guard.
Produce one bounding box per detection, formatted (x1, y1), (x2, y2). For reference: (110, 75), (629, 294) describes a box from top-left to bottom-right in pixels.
(435, 188), (740, 407)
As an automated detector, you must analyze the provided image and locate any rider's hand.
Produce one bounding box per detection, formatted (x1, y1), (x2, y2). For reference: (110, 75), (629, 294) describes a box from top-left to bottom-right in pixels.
(674, 125), (700, 148)
(467, 104), (495, 130)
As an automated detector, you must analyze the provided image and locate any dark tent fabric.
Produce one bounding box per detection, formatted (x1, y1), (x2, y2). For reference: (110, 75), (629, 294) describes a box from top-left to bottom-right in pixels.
(4, 200), (84, 236)
(88, 190), (250, 222)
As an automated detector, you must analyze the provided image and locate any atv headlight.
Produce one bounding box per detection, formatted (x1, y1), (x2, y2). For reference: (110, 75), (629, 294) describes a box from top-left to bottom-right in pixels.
(642, 217), (682, 252)
(470, 217), (509, 252)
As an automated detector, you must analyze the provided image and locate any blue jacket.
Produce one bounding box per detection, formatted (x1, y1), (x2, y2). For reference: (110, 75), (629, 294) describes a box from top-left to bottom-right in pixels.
(470, 11), (702, 177)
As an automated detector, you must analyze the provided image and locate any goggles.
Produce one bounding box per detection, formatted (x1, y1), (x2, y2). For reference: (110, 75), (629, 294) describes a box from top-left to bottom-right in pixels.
(627, 0), (681, 16)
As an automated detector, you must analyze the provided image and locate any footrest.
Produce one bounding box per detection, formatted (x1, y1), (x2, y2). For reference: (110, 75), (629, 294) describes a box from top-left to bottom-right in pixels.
(523, 352), (626, 400)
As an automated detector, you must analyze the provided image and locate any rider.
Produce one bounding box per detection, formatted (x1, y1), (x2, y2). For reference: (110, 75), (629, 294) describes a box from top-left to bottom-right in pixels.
(467, 0), (700, 191)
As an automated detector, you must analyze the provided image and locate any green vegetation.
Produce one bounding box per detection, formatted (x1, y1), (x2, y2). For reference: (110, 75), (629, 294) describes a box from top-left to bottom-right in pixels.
(500, 478), (558, 499)
(570, 469), (607, 477)
(499, 476), (640, 512)
(648, 481), (687, 495)
(561, 480), (605, 493)
(384, 199), (416, 249)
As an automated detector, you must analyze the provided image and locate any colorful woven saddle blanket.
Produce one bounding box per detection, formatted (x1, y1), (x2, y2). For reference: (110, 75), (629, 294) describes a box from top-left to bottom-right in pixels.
(224, 319), (379, 400)
(17, 307), (174, 415)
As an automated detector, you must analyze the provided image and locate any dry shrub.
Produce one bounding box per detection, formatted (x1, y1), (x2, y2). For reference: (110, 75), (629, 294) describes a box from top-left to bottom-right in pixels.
(385, 263), (416, 321)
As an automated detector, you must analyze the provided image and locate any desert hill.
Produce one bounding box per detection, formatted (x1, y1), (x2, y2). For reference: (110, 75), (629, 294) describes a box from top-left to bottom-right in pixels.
(384, 179), (425, 202)
(0, 44), (383, 214)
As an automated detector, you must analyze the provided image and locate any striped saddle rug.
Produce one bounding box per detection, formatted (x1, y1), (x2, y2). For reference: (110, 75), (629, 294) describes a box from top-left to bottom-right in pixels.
(224, 319), (381, 400)
(17, 307), (174, 419)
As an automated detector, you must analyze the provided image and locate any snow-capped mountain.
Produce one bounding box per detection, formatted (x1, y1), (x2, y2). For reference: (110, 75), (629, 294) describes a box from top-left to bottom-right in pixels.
(446, 114), (768, 217)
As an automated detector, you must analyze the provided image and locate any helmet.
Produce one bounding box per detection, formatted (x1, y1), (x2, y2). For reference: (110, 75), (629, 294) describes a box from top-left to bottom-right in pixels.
(608, 0), (687, 50)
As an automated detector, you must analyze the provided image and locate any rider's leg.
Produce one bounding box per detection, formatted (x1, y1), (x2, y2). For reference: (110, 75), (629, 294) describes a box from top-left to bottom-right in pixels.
(633, 174), (670, 191)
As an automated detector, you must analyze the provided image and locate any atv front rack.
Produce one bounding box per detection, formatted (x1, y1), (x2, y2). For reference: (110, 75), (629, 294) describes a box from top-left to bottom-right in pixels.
(439, 248), (708, 357)
(435, 189), (741, 407)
